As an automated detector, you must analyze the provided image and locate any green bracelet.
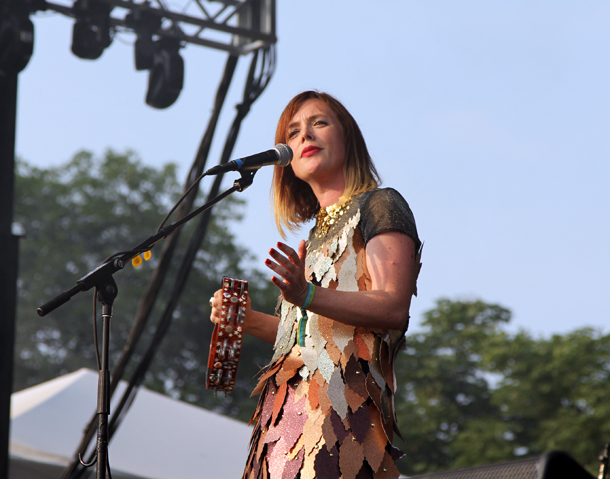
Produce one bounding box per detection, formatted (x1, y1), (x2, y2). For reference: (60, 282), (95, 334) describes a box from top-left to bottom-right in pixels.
(301, 283), (316, 310)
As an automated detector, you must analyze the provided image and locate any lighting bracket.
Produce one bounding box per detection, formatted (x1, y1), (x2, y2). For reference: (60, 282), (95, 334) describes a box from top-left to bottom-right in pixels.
(29, 0), (276, 56)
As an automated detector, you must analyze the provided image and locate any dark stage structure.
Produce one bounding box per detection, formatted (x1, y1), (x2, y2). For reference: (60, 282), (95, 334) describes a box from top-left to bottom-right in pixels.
(0, 1), (276, 478)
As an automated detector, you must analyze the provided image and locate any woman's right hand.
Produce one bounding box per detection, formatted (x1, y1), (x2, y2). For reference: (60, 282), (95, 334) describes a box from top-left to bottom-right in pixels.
(209, 287), (279, 345)
(209, 288), (253, 325)
(209, 288), (224, 325)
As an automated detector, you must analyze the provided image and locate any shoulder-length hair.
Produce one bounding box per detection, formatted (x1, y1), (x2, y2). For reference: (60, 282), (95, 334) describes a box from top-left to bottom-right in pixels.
(272, 91), (381, 238)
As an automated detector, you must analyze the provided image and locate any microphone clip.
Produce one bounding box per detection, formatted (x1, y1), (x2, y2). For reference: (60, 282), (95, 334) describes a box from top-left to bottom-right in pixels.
(234, 168), (257, 192)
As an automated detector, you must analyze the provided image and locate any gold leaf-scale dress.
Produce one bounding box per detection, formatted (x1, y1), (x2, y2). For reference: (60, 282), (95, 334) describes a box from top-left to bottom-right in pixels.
(242, 188), (421, 479)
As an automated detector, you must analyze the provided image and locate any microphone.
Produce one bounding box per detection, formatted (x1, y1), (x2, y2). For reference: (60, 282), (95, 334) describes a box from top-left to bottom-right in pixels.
(205, 144), (292, 175)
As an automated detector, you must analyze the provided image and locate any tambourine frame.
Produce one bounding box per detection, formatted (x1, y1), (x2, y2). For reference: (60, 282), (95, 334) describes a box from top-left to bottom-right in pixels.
(206, 277), (248, 394)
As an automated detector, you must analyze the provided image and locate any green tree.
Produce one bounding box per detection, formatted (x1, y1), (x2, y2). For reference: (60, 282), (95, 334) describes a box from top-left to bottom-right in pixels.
(394, 299), (510, 475)
(478, 327), (610, 472)
(395, 298), (610, 476)
(14, 150), (278, 421)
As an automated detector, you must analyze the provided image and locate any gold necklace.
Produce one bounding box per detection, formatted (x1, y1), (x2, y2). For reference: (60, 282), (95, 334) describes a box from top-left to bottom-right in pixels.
(315, 196), (352, 238)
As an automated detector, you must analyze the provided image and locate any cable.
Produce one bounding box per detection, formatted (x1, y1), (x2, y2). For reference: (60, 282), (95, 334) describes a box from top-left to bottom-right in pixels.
(107, 45), (276, 442)
(61, 52), (241, 479)
(63, 38), (276, 479)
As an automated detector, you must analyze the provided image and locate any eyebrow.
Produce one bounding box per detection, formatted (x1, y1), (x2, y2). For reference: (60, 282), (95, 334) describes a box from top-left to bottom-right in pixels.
(288, 113), (326, 130)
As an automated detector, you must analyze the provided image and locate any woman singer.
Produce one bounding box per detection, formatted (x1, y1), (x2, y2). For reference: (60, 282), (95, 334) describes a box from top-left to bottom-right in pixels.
(210, 91), (422, 479)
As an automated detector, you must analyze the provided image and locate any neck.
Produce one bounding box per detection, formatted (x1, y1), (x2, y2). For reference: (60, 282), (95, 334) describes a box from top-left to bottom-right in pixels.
(316, 189), (344, 208)
(308, 176), (346, 208)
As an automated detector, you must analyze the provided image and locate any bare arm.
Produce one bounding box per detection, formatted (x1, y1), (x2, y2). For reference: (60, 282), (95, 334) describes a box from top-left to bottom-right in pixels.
(210, 230), (417, 343)
(266, 231), (418, 331)
(242, 309), (279, 344)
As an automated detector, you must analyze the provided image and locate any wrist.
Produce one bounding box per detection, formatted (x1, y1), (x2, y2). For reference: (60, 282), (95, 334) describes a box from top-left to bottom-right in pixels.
(301, 283), (316, 310)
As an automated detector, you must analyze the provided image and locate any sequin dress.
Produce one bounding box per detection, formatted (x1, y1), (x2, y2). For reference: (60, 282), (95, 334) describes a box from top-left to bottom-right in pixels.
(242, 188), (421, 479)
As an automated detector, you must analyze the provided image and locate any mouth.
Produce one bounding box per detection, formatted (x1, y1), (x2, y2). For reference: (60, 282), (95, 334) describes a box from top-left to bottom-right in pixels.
(301, 146), (321, 158)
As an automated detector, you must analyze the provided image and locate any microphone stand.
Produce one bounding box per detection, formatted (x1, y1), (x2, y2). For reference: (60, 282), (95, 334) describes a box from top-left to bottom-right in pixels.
(93, 276), (116, 479)
(37, 169), (256, 478)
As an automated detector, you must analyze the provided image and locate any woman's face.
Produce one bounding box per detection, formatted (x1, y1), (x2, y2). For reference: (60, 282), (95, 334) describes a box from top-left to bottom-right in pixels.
(286, 99), (346, 186)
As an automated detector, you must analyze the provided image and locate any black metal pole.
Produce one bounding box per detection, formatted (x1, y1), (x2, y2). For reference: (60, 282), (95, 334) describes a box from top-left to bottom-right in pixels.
(96, 310), (111, 479)
(0, 72), (20, 479)
(95, 277), (117, 479)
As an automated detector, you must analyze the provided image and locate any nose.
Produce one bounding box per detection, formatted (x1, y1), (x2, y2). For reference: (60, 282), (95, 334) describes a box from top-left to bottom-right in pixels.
(301, 126), (314, 142)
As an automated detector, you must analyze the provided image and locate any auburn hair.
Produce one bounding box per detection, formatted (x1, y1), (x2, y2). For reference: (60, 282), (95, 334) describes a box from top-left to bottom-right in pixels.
(272, 91), (380, 238)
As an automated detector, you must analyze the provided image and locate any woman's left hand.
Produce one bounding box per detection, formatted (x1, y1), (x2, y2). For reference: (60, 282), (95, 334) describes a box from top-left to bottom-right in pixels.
(265, 240), (309, 306)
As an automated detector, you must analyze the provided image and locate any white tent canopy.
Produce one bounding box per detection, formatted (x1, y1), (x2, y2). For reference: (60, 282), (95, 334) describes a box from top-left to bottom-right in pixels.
(10, 368), (253, 479)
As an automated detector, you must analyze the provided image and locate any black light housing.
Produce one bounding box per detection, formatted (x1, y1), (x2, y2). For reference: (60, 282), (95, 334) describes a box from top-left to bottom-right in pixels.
(71, 0), (112, 60)
(0, 3), (34, 75)
(134, 35), (155, 70)
(126, 9), (161, 71)
(145, 37), (184, 109)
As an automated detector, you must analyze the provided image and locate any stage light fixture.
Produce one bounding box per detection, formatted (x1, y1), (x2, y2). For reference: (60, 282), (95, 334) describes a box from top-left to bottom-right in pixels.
(71, 0), (112, 60)
(0, 3), (34, 75)
(126, 9), (161, 71)
(134, 35), (154, 70)
(145, 37), (184, 109)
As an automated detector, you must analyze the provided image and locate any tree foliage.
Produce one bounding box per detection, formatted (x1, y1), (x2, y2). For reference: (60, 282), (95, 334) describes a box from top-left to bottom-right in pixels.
(395, 298), (610, 476)
(14, 150), (278, 420)
(15, 153), (610, 471)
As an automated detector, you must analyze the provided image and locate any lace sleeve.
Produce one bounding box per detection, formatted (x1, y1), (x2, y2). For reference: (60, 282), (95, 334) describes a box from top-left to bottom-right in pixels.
(359, 188), (421, 250)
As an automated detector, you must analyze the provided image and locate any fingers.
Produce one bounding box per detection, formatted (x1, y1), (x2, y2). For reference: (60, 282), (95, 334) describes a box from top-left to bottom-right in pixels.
(210, 289), (223, 309)
(209, 288), (223, 324)
(298, 240), (307, 263)
(276, 242), (302, 266)
(266, 250), (292, 274)
(265, 260), (289, 284)
(266, 245), (301, 285)
(265, 241), (309, 306)
(270, 274), (288, 292)
(210, 288), (253, 331)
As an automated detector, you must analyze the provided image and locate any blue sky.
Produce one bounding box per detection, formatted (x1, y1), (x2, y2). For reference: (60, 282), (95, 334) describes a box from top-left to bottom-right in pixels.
(16, 1), (610, 337)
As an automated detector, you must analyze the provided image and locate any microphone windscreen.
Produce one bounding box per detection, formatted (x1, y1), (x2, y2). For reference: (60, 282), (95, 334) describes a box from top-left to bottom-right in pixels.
(274, 144), (293, 166)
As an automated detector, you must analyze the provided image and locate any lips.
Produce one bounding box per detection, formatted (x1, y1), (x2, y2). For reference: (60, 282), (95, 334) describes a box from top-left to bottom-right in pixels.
(301, 146), (321, 158)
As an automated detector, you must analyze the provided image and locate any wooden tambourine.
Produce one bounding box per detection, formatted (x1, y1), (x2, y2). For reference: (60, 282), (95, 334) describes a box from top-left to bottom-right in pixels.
(206, 277), (248, 394)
